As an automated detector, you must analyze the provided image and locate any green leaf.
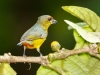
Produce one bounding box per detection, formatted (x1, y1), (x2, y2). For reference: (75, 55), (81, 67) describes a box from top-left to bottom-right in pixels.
(62, 6), (100, 31)
(37, 60), (70, 75)
(64, 20), (100, 43)
(71, 23), (93, 63)
(0, 63), (16, 75)
(73, 23), (93, 49)
(37, 55), (100, 75)
(68, 22), (88, 30)
(73, 29), (85, 49)
(37, 6), (100, 75)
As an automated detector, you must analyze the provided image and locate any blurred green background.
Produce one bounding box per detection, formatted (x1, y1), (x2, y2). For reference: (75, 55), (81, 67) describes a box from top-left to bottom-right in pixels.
(0, 0), (100, 75)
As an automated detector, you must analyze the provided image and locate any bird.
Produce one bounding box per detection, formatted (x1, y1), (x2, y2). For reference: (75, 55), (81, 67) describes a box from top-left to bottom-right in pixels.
(17, 15), (57, 57)
(51, 41), (61, 52)
(64, 20), (100, 43)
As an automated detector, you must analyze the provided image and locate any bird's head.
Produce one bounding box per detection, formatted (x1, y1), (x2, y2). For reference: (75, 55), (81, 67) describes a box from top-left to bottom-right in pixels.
(37, 15), (57, 30)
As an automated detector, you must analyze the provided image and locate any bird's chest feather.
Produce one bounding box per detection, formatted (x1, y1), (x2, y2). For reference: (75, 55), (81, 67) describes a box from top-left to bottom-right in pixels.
(22, 38), (46, 49)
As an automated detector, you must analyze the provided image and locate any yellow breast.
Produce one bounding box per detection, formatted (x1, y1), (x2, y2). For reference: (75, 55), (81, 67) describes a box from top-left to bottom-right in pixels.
(22, 38), (46, 49)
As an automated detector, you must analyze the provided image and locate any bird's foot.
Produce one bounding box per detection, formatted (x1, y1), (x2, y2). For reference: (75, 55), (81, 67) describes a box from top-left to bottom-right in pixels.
(39, 53), (44, 60)
(23, 54), (27, 57)
(40, 53), (43, 57)
(40, 54), (44, 61)
(23, 54), (27, 64)
(40, 55), (48, 66)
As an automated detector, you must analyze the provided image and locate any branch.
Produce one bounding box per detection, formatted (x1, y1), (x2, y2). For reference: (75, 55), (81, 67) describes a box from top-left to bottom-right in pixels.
(0, 44), (99, 75)
(0, 44), (99, 64)
(1, 53), (48, 64)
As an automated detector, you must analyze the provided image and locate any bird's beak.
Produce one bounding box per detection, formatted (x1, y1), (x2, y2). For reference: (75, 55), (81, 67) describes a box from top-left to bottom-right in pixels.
(52, 20), (57, 24)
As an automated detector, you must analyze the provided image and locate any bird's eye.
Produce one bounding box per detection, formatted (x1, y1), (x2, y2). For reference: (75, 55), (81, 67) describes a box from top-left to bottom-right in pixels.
(48, 17), (52, 21)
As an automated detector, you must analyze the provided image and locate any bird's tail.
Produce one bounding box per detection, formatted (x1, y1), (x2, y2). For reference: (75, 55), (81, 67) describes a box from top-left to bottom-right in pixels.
(17, 42), (22, 46)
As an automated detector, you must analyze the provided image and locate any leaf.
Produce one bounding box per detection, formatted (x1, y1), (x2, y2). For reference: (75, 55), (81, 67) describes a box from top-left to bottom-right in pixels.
(62, 6), (100, 31)
(37, 59), (71, 75)
(73, 29), (85, 49)
(72, 23), (93, 49)
(37, 55), (100, 75)
(68, 22), (88, 30)
(37, 6), (100, 75)
(64, 20), (100, 43)
(0, 63), (16, 75)
(72, 24), (93, 63)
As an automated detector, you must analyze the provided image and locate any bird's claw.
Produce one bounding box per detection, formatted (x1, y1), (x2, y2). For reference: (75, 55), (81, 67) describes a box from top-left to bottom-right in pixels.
(23, 54), (27, 57)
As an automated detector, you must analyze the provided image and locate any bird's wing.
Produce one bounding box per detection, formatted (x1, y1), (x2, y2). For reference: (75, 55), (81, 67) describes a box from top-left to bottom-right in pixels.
(20, 23), (47, 41)
(21, 32), (46, 41)
(27, 33), (45, 40)
(21, 29), (46, 41)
